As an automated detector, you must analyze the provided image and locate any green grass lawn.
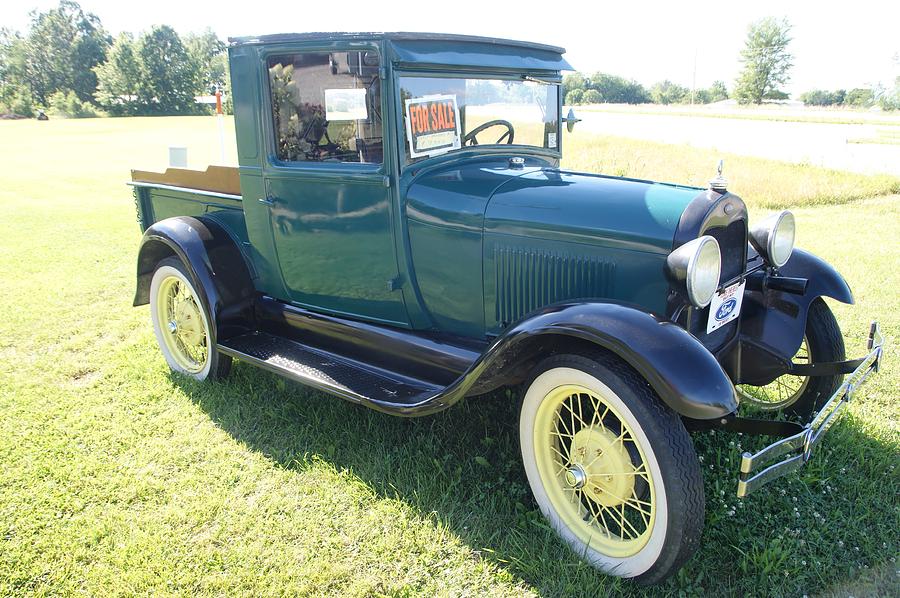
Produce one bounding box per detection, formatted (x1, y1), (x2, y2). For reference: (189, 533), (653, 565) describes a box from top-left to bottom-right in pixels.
(0, 117), (897, 596)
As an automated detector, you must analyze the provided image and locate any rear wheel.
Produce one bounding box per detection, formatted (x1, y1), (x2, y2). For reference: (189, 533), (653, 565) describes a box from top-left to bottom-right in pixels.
(737, 299), (844, 418)
(519, 353), (704, 584)
(149, 257), (231, 381)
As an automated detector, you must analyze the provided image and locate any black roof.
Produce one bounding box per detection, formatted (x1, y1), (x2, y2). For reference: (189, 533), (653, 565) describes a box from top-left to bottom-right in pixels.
(227, 31), (565, 55)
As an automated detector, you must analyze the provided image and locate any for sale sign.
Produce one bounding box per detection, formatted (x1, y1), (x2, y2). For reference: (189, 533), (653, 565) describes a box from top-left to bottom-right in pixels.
(405, 95), (461, 158)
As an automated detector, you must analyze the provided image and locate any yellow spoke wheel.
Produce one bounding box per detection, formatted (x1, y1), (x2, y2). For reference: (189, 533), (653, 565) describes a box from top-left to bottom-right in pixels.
(155, 275), (208, 373)
(536, 384), (655, 557)
(149, 258), (230, 381)
(520, 355), (704, 583)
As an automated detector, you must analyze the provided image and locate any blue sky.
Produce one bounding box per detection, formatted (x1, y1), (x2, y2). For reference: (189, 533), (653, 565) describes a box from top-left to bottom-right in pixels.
(3, 0), (898, 95)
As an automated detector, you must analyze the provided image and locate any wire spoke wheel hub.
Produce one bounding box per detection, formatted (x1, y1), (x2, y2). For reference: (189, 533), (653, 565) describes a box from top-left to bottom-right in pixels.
(535, 384), (655, 558)
(572, 426), (636, 507)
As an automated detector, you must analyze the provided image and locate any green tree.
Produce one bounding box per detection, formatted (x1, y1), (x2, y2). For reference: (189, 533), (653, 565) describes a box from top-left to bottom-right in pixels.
(94, 33), (141, 115)
(650, 80), (689, 105)
(708, 80), (729, 102)
(693, 89), (712, 104)
(799, 89), (846, 106)
(733, 17), (793, 104)
(565, 88), (584, 105)
(843, 88), (874, 108)
(184, 28), (227, 94)
(878, 76), (900, 111)
(24, 1), (110, 104)
(0, 28), (30, 112)
(48, 88), (96, 117)
(582, 89), (602, 104)
(137, 25), (200, 114)
(587, 73), (649, 104)
(562, 72), (586, 98)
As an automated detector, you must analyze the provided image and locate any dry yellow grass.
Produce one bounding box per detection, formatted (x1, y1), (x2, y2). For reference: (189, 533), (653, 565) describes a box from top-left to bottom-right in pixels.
(562, 133), (900, 209)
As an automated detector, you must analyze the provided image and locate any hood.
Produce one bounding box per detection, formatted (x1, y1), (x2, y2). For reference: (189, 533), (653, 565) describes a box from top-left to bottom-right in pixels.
(405, 156), (545, 231)
(485, 169), (702, 254)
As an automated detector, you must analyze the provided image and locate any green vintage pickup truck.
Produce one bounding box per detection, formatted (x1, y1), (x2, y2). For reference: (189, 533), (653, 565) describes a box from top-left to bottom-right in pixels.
(129, 32), (883, 583)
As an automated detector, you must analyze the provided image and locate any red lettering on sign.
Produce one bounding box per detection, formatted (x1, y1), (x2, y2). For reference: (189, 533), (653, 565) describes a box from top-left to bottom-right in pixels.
(418, 105), (428, 134)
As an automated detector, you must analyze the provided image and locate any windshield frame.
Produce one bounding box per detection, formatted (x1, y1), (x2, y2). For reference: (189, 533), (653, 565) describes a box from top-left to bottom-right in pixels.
(393, 69), (562, 169)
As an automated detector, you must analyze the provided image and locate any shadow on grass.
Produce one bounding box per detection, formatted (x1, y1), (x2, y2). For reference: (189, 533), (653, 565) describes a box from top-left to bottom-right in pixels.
(173, 363), (898, 597)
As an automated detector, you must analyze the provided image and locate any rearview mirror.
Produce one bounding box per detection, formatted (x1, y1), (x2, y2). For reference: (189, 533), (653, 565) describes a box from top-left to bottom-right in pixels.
(562, 108), (581, 133)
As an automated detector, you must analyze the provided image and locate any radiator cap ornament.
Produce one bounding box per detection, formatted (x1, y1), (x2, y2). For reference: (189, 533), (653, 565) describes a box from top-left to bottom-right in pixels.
(709, 159), (728, 193)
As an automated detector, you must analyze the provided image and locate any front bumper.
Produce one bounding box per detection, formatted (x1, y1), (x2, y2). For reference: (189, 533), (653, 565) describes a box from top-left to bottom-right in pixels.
(736, 322), (885, 497)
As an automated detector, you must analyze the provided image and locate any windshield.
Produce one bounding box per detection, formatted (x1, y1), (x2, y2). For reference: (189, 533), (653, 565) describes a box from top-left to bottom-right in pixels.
(398, 75), (559, 163)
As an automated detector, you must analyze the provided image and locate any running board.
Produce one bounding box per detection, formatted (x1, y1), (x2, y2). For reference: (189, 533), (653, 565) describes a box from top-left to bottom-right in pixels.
(218, 332), (445, 413)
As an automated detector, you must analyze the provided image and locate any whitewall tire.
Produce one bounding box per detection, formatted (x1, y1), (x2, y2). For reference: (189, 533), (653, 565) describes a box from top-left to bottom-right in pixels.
(519, 353), (704, 584)
(149, 257), (231, 381)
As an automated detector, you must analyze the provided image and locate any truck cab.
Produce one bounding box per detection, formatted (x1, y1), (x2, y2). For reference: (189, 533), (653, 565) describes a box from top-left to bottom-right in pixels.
(228, 33), (570, 333)
(128, 32), (882, 585)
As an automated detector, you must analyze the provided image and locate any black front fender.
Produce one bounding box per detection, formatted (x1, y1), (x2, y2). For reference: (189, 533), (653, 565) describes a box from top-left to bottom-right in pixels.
(134, 216), (256, 341)
(738, 248), (853, 385)
(460, 302), (737, 420)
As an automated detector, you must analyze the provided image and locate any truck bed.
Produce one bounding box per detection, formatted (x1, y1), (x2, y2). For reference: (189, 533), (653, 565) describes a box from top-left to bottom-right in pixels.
(129, 166), (243, 231)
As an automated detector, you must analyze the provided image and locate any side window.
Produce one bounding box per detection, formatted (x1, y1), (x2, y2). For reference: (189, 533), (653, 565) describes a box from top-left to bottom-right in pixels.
(267, 51), (383, 164)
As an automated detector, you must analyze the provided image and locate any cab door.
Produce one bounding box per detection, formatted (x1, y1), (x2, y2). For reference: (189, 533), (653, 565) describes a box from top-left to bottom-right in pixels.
(257, 47), (408, 326)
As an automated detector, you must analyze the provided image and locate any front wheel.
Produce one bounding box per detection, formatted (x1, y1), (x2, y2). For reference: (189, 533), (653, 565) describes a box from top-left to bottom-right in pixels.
(519, 353), (704, 585)
(149, 257), (231, 381)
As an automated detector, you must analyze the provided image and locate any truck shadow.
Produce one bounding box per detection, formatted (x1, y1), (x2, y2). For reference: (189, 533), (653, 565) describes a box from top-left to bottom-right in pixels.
(173, 363), (897, 597)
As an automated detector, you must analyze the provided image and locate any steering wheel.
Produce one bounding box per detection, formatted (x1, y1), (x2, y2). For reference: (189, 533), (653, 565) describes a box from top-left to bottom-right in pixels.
(463, 120), (515, 146)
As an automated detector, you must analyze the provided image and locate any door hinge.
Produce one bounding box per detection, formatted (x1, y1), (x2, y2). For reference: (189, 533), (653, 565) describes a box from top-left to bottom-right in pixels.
(379, 67), (387, 80)
(382, 176), (391, 188)
(387, 276), (403, 291)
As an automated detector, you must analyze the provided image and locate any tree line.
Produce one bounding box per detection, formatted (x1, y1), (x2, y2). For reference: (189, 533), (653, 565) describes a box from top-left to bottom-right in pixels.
(2, 5), (897, 116)
(563, 73), (730, 107)
(564, 17), (899, 110)
(0, 0), (228, 118)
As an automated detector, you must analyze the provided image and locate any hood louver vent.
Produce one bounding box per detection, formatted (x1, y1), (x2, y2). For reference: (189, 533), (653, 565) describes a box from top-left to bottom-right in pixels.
(495, 246), (616, 326)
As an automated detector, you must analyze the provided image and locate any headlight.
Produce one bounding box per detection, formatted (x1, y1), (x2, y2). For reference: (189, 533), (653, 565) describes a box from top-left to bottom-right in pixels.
(750, 210), (795, 268)
(666, 236), (722, 308)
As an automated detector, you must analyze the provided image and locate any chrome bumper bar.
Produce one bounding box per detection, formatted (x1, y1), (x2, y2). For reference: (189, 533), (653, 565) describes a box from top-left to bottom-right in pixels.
(736, 322), (884, 498)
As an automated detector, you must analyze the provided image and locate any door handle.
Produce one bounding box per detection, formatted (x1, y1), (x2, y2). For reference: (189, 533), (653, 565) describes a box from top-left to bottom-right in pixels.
(258, 197), (275, 207)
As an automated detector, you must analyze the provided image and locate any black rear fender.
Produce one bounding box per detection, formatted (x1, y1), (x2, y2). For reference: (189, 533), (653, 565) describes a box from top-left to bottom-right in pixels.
(134, 216), (256, 341)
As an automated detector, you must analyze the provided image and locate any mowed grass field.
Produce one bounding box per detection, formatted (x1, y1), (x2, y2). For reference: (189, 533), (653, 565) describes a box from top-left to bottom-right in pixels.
(0, 116), (898, 597)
